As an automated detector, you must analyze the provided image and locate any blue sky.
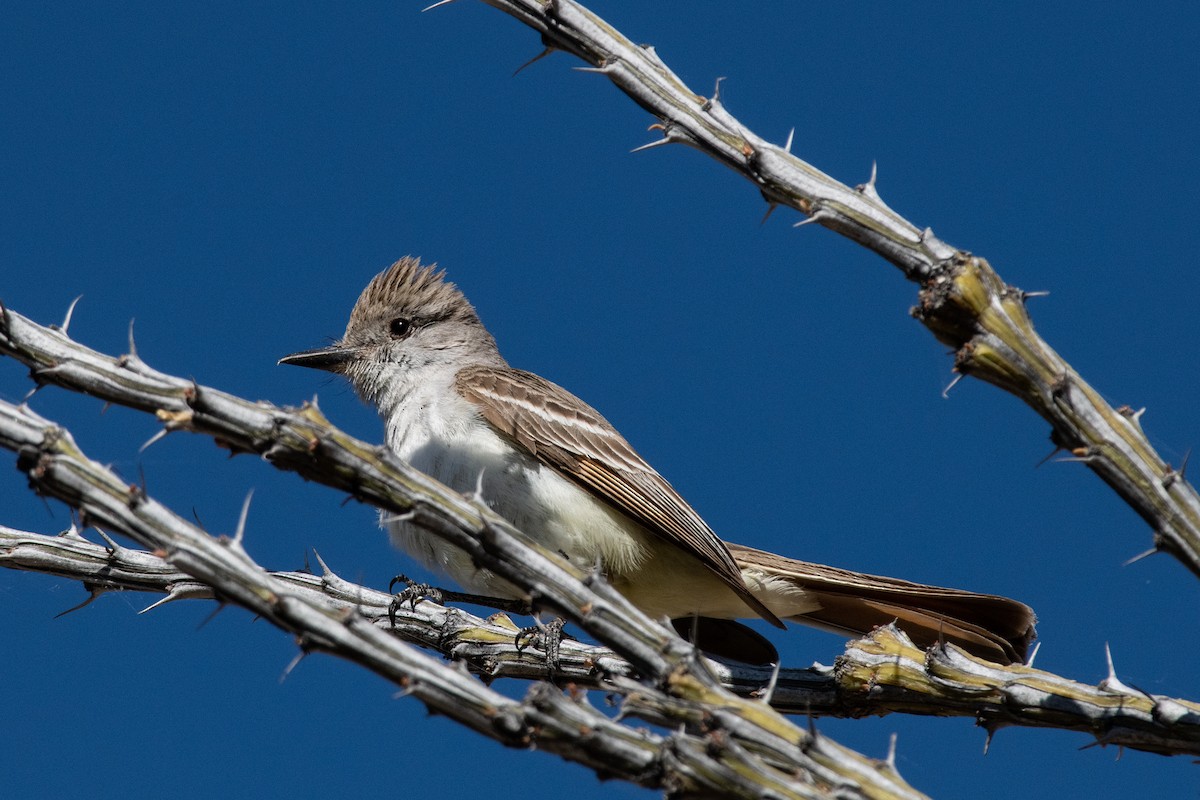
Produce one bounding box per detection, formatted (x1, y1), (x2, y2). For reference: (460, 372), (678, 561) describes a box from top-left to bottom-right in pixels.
(2, 3), (1198, 798)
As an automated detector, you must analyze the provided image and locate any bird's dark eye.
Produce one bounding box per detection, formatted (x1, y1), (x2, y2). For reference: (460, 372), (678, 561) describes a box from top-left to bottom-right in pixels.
(389, 317), (414, 338)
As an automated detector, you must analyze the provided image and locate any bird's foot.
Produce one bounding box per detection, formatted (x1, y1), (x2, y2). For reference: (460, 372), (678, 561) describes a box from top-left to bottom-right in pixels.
(387, 573), (444, 624)
(514, 616), (567, 671)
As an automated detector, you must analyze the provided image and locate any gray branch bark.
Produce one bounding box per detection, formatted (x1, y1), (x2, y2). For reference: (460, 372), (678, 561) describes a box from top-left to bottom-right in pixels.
(4, 518), (1198, 756)
(2, 309), (1199, 762)
(472, 0), (1200, 579)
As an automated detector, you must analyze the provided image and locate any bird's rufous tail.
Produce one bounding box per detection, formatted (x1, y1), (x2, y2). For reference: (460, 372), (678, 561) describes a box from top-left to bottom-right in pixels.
(729, 542), (1036, 664)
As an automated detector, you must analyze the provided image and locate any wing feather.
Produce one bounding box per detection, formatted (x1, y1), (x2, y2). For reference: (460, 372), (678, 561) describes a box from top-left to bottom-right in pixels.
(456, 365), (782, 627)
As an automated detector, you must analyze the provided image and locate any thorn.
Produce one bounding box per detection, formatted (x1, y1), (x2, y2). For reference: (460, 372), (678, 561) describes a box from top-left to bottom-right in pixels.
(868, 160), (878, 188)
(280, 649), (307, 683)
(630, 137), (671, 154)
(471, 468), (487, 505)
(783, 127), (794, 153)
(1034, 445), (1064, 468)
(137, 462), (149, 498)
(920, 226), (935, 243)
(1053, 448), (1097, 465)
(126, 318), (138, 359)
(60, 295), (83, 334)
(1179, 448), (1191, 481)
(512, 47), (554, 77)
(982, 726), (994, 755)
(1122, 545), (1159, 566)
(196, 601), (227, 630)
(792, 214), (821, 229)
(421, 0), (457, 10)
(54, 588), (104, 618)
(138, 428), (169, 453)
(312, 549), (333, 577)
(941, 372), (964, 399)
(1021, 290), (1051, 302)
(885, 732), (898, 770)
(757, 660), (781, 706)
(1099, 643), (1138, 696)
(1116, 405), (1146, 426)
(573, 63), (612, 75)
(710, 75), (726, 104)
(95, 528), (122, 554)
(381, 508), (415, 526)
(140, 589), (187, 614)
(233, 488), (254, 546)
(759, 203), (778, 225)
(1025, 641), (1041, 668)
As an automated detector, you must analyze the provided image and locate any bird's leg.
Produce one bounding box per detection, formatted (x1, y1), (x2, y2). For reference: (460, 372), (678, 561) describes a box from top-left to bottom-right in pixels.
(387, 574), (533, 621)
(387, 574), (445, 624)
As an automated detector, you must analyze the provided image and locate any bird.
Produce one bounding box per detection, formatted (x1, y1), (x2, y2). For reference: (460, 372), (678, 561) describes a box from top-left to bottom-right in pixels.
(280, 257), (1036, 664)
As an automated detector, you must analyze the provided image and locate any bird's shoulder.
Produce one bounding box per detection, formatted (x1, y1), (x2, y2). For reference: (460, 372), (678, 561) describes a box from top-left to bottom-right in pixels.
(453, 364), (651, 473)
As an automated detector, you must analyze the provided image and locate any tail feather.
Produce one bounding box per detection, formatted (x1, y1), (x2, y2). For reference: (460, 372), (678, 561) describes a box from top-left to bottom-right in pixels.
(728, 542), (1036, 664)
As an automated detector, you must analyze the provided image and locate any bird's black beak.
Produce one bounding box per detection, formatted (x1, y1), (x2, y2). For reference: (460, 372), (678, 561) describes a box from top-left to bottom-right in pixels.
(278, 345), (359, 373)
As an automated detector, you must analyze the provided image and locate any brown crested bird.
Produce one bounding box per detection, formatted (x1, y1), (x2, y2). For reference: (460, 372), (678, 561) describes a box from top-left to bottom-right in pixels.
(281, 257), (1036, 664)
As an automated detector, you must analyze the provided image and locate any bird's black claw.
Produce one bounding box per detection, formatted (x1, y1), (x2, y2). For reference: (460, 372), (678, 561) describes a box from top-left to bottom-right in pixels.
(388, 574), (444, 625)
(514, 616), (566, 671)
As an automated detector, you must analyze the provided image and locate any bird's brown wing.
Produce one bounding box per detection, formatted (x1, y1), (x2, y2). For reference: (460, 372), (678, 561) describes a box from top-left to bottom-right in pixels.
(455, 364), (783, 628)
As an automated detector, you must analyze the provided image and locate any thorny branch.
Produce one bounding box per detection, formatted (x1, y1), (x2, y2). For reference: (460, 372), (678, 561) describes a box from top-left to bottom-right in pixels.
(2, 310), (1199, 759)
(0, 322), (923, 800)
(470, 0), (1200, 578)
(4, 519), (1199, 756)
(2, 2), (1198, 795)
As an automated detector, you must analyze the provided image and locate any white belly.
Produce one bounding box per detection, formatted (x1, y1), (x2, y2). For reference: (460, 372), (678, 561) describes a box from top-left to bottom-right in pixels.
(383, 389), (650, 600)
